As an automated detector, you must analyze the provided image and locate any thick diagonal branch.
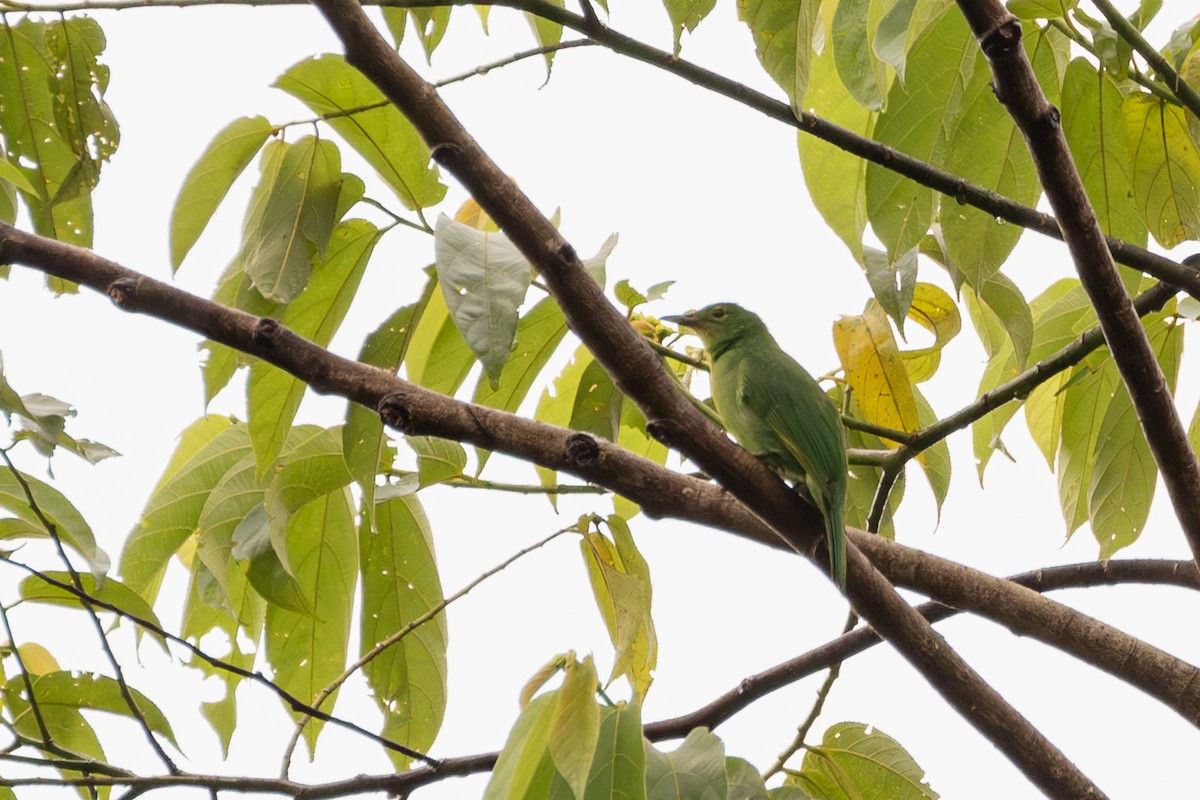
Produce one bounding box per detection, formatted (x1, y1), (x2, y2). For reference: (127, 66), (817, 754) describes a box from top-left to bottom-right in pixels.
(310, 3), (1109, 795)
(957, 2), (1200, 576)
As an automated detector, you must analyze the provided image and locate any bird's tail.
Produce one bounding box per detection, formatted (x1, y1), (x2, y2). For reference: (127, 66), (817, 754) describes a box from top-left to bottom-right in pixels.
(826, 500), (847, 590)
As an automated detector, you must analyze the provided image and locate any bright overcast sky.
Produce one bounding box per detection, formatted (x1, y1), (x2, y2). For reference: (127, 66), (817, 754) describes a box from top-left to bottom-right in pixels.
(2, 2), (1200, 798)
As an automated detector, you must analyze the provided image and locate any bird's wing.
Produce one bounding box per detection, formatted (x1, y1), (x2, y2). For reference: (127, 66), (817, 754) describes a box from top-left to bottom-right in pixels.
(753, 353), (847, 495)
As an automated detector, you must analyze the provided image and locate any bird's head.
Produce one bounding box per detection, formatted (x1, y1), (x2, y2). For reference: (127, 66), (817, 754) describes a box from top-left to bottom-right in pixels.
(663, 303), (767, 351)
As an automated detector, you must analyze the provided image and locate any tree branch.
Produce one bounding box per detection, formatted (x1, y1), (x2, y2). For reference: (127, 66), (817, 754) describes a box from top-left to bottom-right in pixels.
(957, 1), (1200, 581)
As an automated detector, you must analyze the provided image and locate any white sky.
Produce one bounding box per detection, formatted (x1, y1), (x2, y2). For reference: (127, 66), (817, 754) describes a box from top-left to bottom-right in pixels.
(2, 1), (1200, 798)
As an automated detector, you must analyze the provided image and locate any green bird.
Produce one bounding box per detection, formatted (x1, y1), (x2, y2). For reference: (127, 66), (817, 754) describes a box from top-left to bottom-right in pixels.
(664, 303), (848, 587)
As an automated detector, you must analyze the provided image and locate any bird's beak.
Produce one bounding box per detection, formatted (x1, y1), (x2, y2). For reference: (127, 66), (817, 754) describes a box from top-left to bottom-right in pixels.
(663, 313), (700, 331)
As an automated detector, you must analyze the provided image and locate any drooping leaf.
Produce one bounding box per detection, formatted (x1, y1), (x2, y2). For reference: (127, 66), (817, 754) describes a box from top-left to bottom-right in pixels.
(434, 214), (536, 387)
(19, 572), (165, 649)
(833, 302), (920, 440)
(485, 692), (559, 800)
(861, 246), (918, 329)
(584, 702), (646, 800)
(170, 116), (274, 270)
(241, 136), (343, 303)
(665, 0), (718, 54)
(548, 655), (601, 800)
(248, 219), (381, 474)
(580, 517), (656, 698)
(831, 0), (888, 110)
(275, 55), (445, 210)
(6, 671), (178, 748)
(738, 0), (822, 113)
(406, 435), (467, 487)
(526, 0), (565, 75)
(1123, 93), (1200, 248)
(264, 488), (357, 753)
(1061, 59), (1147, 248)
(0, 468), (109, 579)
(403, 278), (478, 395)
(122, 423), (251, 602)
(360, 495), (447, 770)
(900, 282), (961, 383)
(866, 8), (976, 260)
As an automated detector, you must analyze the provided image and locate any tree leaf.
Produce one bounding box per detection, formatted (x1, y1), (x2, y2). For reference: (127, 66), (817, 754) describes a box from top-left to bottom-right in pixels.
(833, 302), (920, 440)
(434, 214), (535, 387)
(584, 702), (646, 800)
(403, 278), (477, 395)
(549, 655), (601, 800)
(265, 488), (357, 752)
(170, 116), (274, 271)
(862, 245), (918, 329)
(526, 0), (565, 75)
(274, 55), (445, 210)
(866, 8), (976, 260)
(248, 219), (381, 474)
(789, 722), (937, 799)
(0, 468), (109, 579)
(1123, 93), (1200, 248)
(406, 435), (467, 486)
(665, 0), (718, 54)
(725, 757), (770, 800)
(19, 572), (166, 650)
(241, 136), (342, 303)
(1061, 58), (1147, 248)
(644, 727), (727, 800)
(360, 495), (447, 770)
(738, 0), (822, 113)
(473, 296), (570, 472)
(122, 423), (251, 602)
(900, 282), (961, 383)
(7, 671), (178, 748)
(831, 0), (888, 110)
(485, 692), (558, 800)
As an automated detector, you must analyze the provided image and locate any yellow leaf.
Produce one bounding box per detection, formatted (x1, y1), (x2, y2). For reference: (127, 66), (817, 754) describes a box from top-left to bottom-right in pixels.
(834, 301), (920, 441)
(17, 642), (59, 675)
(901, 282), (961, 383)
(454, 197), (499, 232)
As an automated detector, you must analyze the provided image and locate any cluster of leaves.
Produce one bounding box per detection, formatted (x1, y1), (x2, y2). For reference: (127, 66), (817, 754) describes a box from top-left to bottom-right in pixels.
(0, 16), (118, 288)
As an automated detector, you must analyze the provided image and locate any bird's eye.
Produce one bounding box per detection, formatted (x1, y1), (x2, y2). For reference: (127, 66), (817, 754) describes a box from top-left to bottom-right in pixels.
(712, 307), (726, 318)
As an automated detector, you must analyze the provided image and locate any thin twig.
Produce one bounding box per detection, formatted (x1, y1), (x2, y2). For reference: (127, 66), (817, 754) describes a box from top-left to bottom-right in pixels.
(433, 39), (593, 87)
(761, 609), (858, 781)
(0, 450), (179, 773)
(0, 602), (53, 746)
(279, 524), (574, 776)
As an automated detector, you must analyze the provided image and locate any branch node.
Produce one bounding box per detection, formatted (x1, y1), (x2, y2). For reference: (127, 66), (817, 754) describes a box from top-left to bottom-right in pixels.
(552, 239), (577, 265)
(107, 276), (141, 307)
(645, 417), (678, 445)
(564, 432), (600, 466)
(253, 318), (282, 346)
(978, 16), (1022, 58)
(430, 142), (462, 165)
(378, 393), (415, 433)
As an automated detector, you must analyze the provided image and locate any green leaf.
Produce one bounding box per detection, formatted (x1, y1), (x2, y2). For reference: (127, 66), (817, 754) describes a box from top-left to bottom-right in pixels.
(434, 214), (535, 387)
(241, 136), (343, 303)
(832, 0), (888, 110)
(170, 116), (274, 271)
(613, 402), (669, 519)
(726, 757), (770, 800)
(0, 468), (108, 579)
(486, 692), (559, 800)
(265, 488), (357, 752)
(274, 55), (445, 210)
(581, 517), (657, 698)
(584, 703), (646, 800)
(526, 0), (565, 75)
(739, 0), (822, 113)
(122, 423), (251, 602)
(645, 728), (727, 800)
(913, 386), (950, 517)
(473, 296), (570, 472)
(406, 435), (467, 486)
(866, 8), (976, 259)
(549, 655), (601, 800)
(1056, 354), (1120, 535)
(19, 572), (166, 648)
(665, 0), (718, 54)
(862, 246), (917, 329)
(0, 155), (38, 195)
(1061, 59), (1147, 247)
(3, 674), (107, 785)
(411, 7), (452, 62)
(1023, 370), (1069, 469)
(248, 219), (381, 474)
(1087, 310), (1181, 557)
(800, 6), (875, 262)
(1007, 0), (1078, 19)
(1123, 93), (1200, 248)
(789, 722), (937, 798)
(6, 671), (178, 748)
(940, 26), (1054, 286)
(360, 495), (447, 770)
(404, 278), (478, 395)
